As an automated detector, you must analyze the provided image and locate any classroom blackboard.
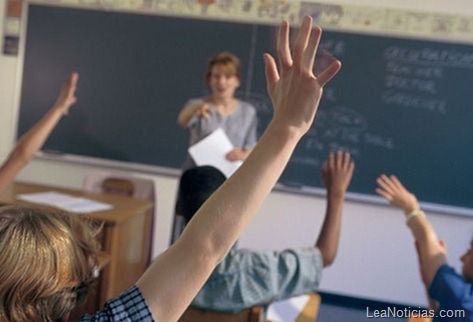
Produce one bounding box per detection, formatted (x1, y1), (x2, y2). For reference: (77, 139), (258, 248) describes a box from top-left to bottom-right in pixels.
(18, 4), (473, 214)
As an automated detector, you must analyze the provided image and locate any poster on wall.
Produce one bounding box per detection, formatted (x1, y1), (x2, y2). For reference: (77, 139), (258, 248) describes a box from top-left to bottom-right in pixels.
(4, 0), (473, 56)
(3, 0), (22, 55)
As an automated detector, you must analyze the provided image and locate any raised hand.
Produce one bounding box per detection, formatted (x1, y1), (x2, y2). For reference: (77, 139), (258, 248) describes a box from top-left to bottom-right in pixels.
(316, 150), (353, 267)
(263, 16), (341, 138)
(0, 72), (80, 194)
(136, 18), (345, 322)
(52, 72), (79, 115)
(376, 174), (420, 214)
(321, 150), (354, 197)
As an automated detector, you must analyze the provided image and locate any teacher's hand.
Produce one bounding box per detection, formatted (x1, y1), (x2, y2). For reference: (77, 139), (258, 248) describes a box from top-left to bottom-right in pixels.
(194, 103), (211, 121)
(225, 148), (247, 161)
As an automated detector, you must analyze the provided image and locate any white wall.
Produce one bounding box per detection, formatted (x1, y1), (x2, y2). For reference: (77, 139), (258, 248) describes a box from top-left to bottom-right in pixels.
(1, 0), (473, 307)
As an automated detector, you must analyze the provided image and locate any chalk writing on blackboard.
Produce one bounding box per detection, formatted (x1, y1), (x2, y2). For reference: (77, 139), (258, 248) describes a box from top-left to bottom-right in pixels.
(382, 46), (454, 115)
(19, 4), (473, 213)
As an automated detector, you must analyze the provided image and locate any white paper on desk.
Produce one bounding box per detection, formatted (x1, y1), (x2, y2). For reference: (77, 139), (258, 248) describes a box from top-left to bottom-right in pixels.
(17, 191), (113, 214)
(188, 128), (243, 178)
(266, 294), (311, 322)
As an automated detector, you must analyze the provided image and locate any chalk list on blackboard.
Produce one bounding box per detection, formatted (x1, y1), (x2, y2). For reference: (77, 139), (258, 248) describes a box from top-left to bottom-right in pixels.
(274, 30), (473, 214)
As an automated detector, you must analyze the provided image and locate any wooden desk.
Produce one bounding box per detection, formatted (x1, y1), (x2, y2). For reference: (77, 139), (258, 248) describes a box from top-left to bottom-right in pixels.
(0, 181), (153, 314)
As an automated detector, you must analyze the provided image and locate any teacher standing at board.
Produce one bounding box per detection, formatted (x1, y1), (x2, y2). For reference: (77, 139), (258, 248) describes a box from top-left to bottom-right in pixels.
(177, 52), (258, 169)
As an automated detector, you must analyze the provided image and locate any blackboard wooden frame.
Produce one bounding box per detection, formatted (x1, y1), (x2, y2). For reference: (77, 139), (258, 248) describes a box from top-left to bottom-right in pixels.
(16, 2), (473, 217)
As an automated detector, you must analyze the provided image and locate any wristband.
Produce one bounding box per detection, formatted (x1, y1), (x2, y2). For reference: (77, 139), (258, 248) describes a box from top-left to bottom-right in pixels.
(405, 209), (425, 225)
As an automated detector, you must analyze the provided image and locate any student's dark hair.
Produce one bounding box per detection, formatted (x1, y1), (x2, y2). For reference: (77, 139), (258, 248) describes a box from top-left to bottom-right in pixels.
(177, 166), (227, 223)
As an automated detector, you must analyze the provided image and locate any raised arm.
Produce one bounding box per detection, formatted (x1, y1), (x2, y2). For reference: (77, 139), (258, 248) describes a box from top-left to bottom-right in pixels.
(0, 73), (78, 193)
(375, 174), (447, 286)
(136, 16), (341, 322)
(316, 150), (354, 267)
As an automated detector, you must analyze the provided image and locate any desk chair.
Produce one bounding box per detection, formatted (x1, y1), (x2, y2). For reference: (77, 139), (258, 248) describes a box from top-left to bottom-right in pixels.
(179, 306), (263, 322)
(296, 293), (321, 322)
(179, 293), (320, 322)
(83, 170), (156, 266)
(267, 293), (321, 322)
(102, 177), (135, 196)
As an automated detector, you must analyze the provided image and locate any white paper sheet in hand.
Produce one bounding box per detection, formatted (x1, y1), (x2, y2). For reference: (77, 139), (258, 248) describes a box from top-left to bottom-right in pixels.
(188, 128), (243, 178)
(17, 191), (113, 213)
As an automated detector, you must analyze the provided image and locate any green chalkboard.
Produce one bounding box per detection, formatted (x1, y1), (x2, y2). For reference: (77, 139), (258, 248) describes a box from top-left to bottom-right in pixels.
(18, 4), (473, 214)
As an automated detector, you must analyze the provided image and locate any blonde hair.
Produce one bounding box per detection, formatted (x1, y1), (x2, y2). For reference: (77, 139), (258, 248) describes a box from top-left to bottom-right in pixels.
(0, 206), (100, 322)
(205, 51), (241, 85)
